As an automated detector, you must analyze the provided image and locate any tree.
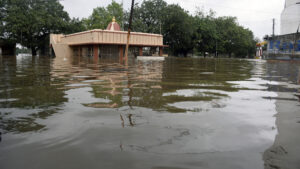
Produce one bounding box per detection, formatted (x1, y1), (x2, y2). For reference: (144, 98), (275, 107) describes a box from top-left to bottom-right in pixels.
(214, 17), (237, 57)
(0, 0), (8, 40)
(162, 4), (195, 56)
(194, 10), (218, 56)
(124, 3), (147, 33)
(233, 27), (256, 57)
(84, 7), (109, 30)
(107, 0), (124, 25)
(67, 18), (86, 34)
(2, 0), (257, 58)
(4, 0), (71, 56)
(126, 0), (167, 34)
(84, 1), (123, 30)
(214, 17), (256, 58)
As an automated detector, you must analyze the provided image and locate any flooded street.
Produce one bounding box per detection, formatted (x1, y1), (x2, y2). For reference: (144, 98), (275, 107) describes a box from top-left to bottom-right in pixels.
(0, 56), (300, 169)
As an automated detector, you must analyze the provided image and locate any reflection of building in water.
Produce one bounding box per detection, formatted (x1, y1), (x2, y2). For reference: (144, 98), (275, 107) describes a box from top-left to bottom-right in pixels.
(298, 68), (300, 84)
(87, 60), (165, 109)
(297, 68), (300, 102)
(52, 55), (166, 109)
(50, 17), (167, 60)
(263, 61), (300, 169)
(53, 57), (243, 113)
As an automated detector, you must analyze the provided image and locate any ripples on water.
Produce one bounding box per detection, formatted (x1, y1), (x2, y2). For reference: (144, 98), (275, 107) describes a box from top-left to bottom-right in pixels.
(0, 55), (299, 169)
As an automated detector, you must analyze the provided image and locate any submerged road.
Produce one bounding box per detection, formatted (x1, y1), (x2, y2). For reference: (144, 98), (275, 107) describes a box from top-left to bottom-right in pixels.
(0, 56), (299, 169)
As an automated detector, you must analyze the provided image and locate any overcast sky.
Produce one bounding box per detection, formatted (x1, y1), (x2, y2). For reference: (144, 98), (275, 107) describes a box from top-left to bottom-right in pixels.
(61, 0), (285, 39)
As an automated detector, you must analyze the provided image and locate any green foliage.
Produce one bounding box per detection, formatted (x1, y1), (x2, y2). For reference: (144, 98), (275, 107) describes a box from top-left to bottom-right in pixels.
(214, 17), (256, 57)
(125, 0), (167, 33)
(125, 0), (256, 57)
(0, 0), (8, 40)
(3, 0), (71, 55)
(84, 1), (123, 30)
(67, 18), (86, 34)
(162, 5), (195, 56)
(1, 0), (257, 57)
(0, 0), (5, 30)
(194, 10), (218, 56)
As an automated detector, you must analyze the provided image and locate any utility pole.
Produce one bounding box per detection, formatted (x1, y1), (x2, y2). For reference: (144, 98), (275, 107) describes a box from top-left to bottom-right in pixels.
(122, 0), (124, 30)
(272, 18), (275, 37)
(293, 22), (300, 55)
(21, 31), (22, 48)
(215, 40), (218, 57)
(124, 0), (135, 64)
(160, 23), (162, 35)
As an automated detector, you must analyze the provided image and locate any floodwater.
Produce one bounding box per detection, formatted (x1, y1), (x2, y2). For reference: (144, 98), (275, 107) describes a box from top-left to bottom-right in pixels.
(0, 55), (299, 169)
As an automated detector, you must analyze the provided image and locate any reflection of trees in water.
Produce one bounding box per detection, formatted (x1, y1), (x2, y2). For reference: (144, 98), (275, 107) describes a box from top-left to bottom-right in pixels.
(85, 60), (165, 109)
(0, 56), (256, 133)
(85, 58), (254, 113)
(0, 56), (67, 133)
(162, 58), (253, 92)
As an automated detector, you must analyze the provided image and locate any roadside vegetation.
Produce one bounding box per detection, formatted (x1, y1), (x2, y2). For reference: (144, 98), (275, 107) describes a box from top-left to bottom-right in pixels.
(0, 0), (257, 57)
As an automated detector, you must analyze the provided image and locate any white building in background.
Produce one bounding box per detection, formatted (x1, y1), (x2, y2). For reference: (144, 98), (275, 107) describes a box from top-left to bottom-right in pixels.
(281, 0), (300, 35)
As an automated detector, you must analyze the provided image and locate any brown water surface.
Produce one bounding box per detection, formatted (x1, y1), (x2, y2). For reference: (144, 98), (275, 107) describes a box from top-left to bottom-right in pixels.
(0, 55), (299, 169)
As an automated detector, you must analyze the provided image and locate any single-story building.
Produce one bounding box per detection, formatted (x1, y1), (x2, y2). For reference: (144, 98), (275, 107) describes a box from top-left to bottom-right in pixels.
(50, 17), (167, 60)
(265, 33), (300, 60)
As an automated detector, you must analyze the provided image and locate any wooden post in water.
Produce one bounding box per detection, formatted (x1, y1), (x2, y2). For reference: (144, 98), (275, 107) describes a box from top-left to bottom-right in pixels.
(124, 0), (135, 64)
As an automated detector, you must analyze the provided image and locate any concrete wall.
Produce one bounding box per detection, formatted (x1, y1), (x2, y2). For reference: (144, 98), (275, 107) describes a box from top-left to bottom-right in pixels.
(50, 34), (72, 58)
(50, 29), (164, 58)
(281, 0), (300, 35)
(266, 33), (300, 60)
(285, 0), (300, 8)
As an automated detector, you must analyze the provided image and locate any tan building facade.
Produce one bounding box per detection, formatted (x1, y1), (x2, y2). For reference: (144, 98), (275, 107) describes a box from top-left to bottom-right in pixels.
(50, 19), (166, 60)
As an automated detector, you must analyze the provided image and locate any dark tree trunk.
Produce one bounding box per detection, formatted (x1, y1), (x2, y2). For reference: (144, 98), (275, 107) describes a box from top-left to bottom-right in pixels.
(184, 52), (188, 57)
(31, 47), (37, 56)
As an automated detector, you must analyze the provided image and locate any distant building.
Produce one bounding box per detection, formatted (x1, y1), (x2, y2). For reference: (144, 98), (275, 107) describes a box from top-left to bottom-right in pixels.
(266, 33), (300, 60)
(265, 0), (300, 60)
(281, 0), (300, 35)
(50, 17), (167, 60)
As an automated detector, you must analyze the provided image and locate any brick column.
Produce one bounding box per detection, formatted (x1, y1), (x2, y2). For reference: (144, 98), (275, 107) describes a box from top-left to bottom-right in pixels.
(139, 47), (143, 56)
(93, 45), (99, 60)
(159, 47), (163, 56)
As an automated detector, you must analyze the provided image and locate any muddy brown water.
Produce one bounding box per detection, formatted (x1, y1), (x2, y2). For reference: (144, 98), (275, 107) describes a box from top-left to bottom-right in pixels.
(0, 55), (299, 169)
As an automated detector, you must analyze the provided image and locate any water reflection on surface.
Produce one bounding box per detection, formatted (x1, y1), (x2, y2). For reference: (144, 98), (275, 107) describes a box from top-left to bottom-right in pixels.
(0, 55), (299, 169)
(262, 61), (300, 169)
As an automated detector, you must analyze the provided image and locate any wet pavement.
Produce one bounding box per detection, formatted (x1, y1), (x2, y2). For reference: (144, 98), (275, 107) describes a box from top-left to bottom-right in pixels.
(0, 55), (299, 169)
